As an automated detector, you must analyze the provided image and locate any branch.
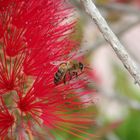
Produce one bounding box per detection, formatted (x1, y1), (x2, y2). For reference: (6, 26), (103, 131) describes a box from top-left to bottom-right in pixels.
(86, 19), (140, 62)
(83, 18), (140, 51)
(97, 3), (140, 16)
(72, 1), (140, 16)
(80, 0), (140, 87)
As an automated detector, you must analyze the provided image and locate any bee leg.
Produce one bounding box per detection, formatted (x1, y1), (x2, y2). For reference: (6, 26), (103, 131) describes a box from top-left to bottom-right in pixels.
(72, 72), (78, 78)
(63, 75), (66, 84)
(69, 71), (73, 80)
(75, 72), (78, 78)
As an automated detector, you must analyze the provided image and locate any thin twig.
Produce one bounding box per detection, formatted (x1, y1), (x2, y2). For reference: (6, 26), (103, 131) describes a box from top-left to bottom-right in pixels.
(80, 0), (140, 86)
(86, 18), (140, 55)
(72, 1), (140, 16)
(97, 3), (140, 16)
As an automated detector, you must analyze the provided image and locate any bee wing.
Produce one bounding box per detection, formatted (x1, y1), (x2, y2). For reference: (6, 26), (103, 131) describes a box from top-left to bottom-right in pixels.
(67, 49), (89, 60)
(50, 61), (66, 66)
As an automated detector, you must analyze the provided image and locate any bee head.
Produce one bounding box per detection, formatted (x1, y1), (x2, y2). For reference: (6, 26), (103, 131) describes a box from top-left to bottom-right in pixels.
(79, 62), (84, 71)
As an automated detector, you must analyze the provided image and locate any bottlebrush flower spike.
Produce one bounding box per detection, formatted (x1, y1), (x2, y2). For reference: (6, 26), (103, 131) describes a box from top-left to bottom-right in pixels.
(0, 46), (25, 95)
(3, 0), (77, 75)
(0, 97), (14, 139)
(17, 74), (95, 139)
(0, 0), (96, 139)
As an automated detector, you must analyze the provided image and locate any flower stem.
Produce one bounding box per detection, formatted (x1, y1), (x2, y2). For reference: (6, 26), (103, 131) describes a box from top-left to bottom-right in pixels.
(26, 128), (33, 140)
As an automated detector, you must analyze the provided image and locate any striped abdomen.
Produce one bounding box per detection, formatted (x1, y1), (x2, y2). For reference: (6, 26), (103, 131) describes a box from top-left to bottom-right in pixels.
(54, 69), (66, 84)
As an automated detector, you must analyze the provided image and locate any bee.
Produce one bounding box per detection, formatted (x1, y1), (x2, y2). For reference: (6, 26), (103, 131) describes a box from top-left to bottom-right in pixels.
(54, 60), (84, 85)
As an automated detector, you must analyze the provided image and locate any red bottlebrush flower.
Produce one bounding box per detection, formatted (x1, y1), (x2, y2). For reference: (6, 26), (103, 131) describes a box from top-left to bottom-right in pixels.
(0, 46), (25, 95)
(0, 20), (3, 38)
(0, 0), (96, 139)
(0, 0), (76, 75)
(17, 74), (94, 139)
(0, 97), (14, 139)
